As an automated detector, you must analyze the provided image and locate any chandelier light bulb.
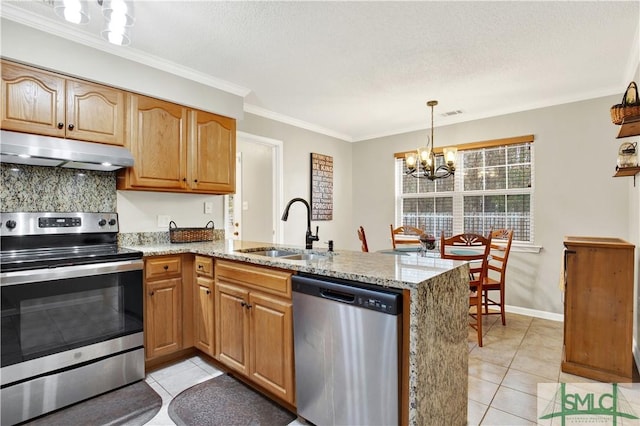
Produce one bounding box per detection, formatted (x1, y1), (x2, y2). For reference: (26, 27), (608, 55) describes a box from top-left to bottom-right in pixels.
(54, 0), (89, 25)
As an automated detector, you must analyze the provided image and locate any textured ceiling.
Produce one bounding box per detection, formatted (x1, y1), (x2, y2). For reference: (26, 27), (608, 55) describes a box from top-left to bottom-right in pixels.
(2, 1), (639, 142)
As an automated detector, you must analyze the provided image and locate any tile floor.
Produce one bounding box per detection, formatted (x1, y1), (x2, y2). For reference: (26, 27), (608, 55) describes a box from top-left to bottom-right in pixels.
(143, 312), (639, 425)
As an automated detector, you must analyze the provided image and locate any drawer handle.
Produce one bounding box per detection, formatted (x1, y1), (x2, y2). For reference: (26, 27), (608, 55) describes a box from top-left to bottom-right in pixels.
(163, 265), (169, 270)
(198, 264), (203, 269)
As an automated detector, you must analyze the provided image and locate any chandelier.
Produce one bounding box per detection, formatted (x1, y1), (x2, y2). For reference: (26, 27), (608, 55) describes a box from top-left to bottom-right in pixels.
(405, 100), (457, 180)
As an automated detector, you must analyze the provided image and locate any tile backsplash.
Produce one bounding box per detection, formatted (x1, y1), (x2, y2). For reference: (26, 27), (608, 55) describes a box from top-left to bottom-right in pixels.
(1, 163), (117, 212)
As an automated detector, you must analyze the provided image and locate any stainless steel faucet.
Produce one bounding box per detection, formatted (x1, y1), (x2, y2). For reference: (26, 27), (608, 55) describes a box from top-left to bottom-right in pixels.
(281, 197), (319, 249)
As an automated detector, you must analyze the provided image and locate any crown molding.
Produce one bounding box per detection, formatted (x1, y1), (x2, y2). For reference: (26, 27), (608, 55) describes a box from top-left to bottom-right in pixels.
(244, 104), (353, 142)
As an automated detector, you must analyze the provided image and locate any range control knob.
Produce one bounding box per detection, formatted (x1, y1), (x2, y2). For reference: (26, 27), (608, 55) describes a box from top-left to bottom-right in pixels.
(108, 219), (117, 226)
(98, 219), (107, 226)
(5, 220), (16, 229)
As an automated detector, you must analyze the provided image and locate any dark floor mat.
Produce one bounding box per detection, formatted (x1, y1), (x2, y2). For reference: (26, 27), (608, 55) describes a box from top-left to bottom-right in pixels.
(168, 373), (296, 426)
(24, 380), (161, 426)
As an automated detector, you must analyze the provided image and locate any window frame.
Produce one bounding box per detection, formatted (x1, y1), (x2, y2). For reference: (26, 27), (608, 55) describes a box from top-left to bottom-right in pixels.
(395, 135), (535, 245)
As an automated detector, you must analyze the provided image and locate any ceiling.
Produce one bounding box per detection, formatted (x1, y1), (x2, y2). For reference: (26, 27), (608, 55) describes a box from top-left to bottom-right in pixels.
(2, 1), (639, 142)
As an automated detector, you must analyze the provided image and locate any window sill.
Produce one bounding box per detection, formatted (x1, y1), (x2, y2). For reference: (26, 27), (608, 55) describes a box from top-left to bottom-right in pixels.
(511, 243), (542, 253)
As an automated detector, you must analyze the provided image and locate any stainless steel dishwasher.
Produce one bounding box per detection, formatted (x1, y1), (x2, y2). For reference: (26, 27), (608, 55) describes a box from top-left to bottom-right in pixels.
(292, 273), (402, 426)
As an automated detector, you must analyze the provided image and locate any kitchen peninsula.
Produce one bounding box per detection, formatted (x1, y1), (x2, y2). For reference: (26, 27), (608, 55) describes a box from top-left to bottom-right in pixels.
(124, 238), (470, 426)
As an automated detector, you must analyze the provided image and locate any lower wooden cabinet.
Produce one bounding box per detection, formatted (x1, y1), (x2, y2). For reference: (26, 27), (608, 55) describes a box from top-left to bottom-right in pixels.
(562, 236), (635, 382)
(214, 259), (295, 404)
(144, 255), (183, 360)
(194, 256), (214, 356)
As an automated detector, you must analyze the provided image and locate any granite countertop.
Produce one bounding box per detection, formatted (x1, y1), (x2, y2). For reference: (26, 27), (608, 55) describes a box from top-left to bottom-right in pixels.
(122, 239), (466, 291)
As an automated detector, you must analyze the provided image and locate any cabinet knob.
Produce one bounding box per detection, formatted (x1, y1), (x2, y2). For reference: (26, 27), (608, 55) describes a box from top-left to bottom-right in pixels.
(194, 179), (198, 183)
(198, 264), (203, 269)
(57, 122), (64, 129)
(68, 123), (74, 131)
(149, 291), (155, 296)
(163, 265), (169, 270)
(206, 290), (211, 295)
(182, 178), (187, 182)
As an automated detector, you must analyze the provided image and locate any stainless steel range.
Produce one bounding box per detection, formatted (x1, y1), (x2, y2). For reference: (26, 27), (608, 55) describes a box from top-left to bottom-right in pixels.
(0, 212), (144, 425)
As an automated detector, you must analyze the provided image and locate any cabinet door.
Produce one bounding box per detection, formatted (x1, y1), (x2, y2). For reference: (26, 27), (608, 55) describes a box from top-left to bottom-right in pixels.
(1, 61), (66, 137)
(215, 281), (250, 374)
(66, 78), (125, 145)
(145, 277), (182, 359)
(194, 276), (214, 355)
(564, 245), (634, 380)
(190, 110), (236, 193)
(249, 291), (295, 404)
(127, 94), (188, 190)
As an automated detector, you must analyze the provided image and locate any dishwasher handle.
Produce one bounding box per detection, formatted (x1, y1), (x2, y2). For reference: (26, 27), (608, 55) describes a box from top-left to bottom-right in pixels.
(320, 288), (356, 304)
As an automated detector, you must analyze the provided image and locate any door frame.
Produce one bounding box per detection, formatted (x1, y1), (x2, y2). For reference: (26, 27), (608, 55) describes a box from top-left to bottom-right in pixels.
(226, 131), (284, 244)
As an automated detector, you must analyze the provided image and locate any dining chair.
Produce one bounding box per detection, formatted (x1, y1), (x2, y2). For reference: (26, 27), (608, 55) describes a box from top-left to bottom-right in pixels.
(482, 228), (514, 326)
(390, 225), (422, 249)
(440, 232), (492, 347)
(357, 226), (369, 252)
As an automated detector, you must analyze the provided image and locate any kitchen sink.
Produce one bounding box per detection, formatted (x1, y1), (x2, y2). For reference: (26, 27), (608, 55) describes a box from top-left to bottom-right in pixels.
(237, 248), (329, 262)
(279, 253), (328, 261)
(249, 249), (298, 257)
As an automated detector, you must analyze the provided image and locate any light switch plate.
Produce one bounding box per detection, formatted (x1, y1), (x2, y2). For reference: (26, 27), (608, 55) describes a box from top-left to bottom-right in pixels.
(204, 202), (213, 214)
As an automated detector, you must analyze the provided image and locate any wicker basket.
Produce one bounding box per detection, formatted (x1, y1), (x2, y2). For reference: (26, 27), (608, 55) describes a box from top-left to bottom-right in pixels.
(610, 82), (640, 125)
(169, 221), (215, 243)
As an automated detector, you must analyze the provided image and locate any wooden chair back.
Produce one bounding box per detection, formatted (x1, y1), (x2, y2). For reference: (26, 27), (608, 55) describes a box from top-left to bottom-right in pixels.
(483, 228), (514, 325)
(390, 225), (422, 249)
(440, 232), (492, 347)
(357, 226), (369, 252)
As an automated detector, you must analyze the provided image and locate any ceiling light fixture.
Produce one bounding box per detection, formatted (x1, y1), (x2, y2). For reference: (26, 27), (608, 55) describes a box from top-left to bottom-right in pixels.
(53, 0), (135, 46)
(101, 0), (135, 46)
(54, 0), (90, 25)
(405, 100), (457, 180)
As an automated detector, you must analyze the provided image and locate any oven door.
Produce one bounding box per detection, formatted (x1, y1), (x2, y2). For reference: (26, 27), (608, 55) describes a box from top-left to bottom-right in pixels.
(0, 259), (143, 386)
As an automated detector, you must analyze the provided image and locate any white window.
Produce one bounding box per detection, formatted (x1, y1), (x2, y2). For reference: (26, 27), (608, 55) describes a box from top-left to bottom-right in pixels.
(396, 141), (534, 243)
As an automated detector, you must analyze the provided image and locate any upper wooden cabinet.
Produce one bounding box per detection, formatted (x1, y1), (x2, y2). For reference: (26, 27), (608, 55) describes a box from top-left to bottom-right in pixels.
(117, 94), (236, 194)
(1, 60), (126, 146)
(120, 94), (189, 190)
(190, 109), (236, 193)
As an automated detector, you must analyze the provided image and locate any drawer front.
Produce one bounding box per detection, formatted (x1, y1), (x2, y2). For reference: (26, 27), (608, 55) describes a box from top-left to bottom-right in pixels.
(195, 256), (214, 277)
(215, 260), (291, 297)
(145, 256), (182, 279)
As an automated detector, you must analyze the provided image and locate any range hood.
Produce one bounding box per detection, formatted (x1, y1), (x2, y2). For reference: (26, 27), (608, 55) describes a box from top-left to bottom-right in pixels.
(0, 130), (134, 171)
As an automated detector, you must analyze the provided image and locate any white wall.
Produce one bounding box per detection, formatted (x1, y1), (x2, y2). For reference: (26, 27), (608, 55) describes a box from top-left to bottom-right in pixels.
(238, 113), (353, 250)
(117, 191), (223, 233)
(352, 95), (630, 315)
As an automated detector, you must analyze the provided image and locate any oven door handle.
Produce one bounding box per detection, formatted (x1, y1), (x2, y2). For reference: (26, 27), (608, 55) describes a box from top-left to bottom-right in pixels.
(0, 259), (143, 286)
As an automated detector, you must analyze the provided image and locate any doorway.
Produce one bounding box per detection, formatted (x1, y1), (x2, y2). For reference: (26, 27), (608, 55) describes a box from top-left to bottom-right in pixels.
(224, 132), (283, 243)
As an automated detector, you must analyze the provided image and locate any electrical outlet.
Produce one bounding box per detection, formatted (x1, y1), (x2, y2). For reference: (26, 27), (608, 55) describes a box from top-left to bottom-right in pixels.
(157, 215), (171, 228)
(204, 202), (213, 214)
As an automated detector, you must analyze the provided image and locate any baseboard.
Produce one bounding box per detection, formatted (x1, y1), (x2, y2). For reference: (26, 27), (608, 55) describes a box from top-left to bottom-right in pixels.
(504, 304), (563, 322)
